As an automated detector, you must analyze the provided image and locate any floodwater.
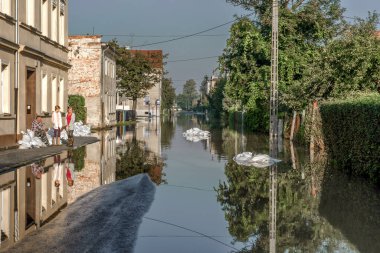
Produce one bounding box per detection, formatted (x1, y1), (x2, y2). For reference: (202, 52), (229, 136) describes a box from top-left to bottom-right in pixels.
(1, 113), (379, 252)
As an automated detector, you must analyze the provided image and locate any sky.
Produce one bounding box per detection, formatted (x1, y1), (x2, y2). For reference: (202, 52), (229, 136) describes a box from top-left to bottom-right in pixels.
(69, 0), (380, 93)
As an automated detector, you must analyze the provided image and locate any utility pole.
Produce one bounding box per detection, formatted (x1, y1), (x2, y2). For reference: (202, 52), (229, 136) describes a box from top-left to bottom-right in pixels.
(270, 0), (279, 141)
(269, 1), (279, 253)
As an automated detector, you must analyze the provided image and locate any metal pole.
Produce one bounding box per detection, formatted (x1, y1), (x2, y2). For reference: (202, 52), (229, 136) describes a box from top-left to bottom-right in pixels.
(270, 0), (279, 142)
(269, 1), (279, 252)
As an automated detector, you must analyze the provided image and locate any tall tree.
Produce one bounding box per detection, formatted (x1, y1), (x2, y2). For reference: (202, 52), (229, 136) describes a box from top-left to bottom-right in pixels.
(161, 77), (176, 114)
(109, 40), (162, 119)
(182, 79), (198, 110)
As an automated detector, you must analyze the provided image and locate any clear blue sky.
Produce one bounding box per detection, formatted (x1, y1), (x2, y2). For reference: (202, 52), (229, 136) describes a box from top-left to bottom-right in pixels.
(69, 0), (380, 93)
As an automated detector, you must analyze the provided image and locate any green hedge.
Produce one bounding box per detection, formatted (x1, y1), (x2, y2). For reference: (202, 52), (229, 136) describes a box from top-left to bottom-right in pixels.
(320, 93), (380, 185)
(68, 95), (87, 123)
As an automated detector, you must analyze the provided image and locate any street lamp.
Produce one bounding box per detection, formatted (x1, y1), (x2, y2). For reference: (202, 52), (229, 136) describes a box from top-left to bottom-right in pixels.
(155, 99), (160, 118)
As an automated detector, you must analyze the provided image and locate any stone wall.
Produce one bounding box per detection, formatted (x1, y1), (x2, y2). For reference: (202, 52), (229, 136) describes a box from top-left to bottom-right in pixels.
(68, 36), (102, 127)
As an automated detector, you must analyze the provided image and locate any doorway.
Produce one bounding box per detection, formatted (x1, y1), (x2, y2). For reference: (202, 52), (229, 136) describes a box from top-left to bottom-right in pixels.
(26, 69), (36, 129)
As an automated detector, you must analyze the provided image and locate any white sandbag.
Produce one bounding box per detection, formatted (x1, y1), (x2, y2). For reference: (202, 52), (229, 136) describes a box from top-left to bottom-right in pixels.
(73, 121), (91, 136)
(233, 153), (281, 168)
(61, 129), (68, 140)
(183, 128), (210, 142)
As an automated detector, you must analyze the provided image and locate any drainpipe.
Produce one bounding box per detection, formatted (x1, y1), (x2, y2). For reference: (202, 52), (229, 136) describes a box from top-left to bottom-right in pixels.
(14, 0), (20, 141)
(14, 1), (20, 242)
(101, 46), (109, 128)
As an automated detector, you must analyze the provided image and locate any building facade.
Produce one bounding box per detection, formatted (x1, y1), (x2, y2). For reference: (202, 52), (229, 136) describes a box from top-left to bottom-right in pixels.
(0, 0), (70, 148)
(68, 35), (117, 128)
(116, 50), (163, 118)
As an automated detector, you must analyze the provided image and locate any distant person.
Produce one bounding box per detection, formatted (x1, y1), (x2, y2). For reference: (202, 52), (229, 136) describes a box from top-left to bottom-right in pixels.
(31, 115), (50, 146)
(65, 106), (76, 147)
(52, 105), (62, 145)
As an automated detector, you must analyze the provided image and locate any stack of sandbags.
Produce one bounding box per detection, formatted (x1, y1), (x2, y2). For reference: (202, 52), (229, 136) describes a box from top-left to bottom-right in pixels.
(182, 128), (210, 142)
(73, 121), (91, 136)
(233, 152), (281, 168)
(18, 130), (47, 149)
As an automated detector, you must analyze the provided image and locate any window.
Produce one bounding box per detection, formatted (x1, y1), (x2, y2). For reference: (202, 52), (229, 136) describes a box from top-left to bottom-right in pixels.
(0, 0), (11, 16)
(51, 0), (58, 42)
(0, 62), (10, 114)
(1, 188), (11, 242)
(26, 0), (35, 27)
(41, 0), (48, 36)
(104, 60), (108, 76)
(58, 0), (65, 45)
(51, 76), (57, 111)
(41, 74), (48, 112)
(59, 78), (64, 110)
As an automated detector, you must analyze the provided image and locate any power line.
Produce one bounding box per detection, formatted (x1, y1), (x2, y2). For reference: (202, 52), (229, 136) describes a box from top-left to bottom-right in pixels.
(131, 13), (254, 48)
(102, 34), (229, 38)
(167, 55), (219, 63)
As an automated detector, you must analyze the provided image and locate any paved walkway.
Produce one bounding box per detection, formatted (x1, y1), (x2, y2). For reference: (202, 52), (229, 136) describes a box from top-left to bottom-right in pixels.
(0, 137), (99, 173)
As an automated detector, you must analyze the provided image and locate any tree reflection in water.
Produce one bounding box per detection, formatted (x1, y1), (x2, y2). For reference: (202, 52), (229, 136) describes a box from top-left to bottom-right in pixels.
(216, 149), (376, 252)
(116, 138), (166, 185)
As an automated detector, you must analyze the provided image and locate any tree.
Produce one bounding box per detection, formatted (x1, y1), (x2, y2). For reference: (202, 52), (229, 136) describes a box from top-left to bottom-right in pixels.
(161, 77), (176, 114)
(207, 78), (227, 118)
(221, 1), (347, 112)
(176, 94), (187, 110)
(182, 79), (198, 110)
(108, 40), (162, 119)
(299, 14), (380, 101)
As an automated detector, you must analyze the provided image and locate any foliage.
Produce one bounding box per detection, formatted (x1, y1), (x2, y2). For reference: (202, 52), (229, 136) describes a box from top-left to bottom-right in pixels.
(207, 78), (227, 118)
(183, 79), (198, 110)
(319, 93), (380, 185)
(176, 93), (188, 110)
(70, 147), (86, 171)
(294, 14), (380, 103)
(161, 77), (176, 112)
(220, 17), (270, 113)
(108, 40), (162, 118)
(68, 95), (86, 123)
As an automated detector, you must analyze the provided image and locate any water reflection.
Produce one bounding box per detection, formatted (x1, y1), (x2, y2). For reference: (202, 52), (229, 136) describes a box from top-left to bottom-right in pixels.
(0, 152), (69, 249)
(216, 138), (380, 252)
(1, 114), (379, 252)
(116, 119), (165, 185)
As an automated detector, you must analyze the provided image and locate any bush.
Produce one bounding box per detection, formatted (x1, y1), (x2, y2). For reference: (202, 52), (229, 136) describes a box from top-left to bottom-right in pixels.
(68, 95), (87, 123)
(320, 93), (380, 185)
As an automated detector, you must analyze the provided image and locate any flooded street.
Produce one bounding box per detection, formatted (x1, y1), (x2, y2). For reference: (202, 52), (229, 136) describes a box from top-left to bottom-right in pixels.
(1, 113), (380, 252)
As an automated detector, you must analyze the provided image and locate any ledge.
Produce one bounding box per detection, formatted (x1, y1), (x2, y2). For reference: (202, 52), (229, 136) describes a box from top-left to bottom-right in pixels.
(0, 114), (16, 119)
(0, 12), (16, 25)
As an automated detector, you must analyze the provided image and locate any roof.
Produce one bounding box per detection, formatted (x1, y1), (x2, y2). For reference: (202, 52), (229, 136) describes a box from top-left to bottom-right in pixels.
(375, 31), (380, 38)
(69, 35), (102, 39)
(128, 50), (163, 69)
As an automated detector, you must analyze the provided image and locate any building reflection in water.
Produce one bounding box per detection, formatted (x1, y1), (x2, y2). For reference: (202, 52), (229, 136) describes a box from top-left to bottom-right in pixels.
(67, 129), (117, 204)
(116, 119), (165, 185)
(0, 152), (69, 249)
(0, 129), (118, 250)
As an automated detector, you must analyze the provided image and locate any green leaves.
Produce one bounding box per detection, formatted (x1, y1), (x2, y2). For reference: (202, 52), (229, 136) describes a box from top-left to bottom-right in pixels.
(109, 40), (162, 101)
(320, 93), (380, 185)
(161, 78), (176, 111)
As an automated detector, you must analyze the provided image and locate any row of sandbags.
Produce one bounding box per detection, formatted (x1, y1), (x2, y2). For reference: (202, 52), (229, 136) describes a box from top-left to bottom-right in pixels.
(18, 129), (68, 149)
(18, 121), (91, 149)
